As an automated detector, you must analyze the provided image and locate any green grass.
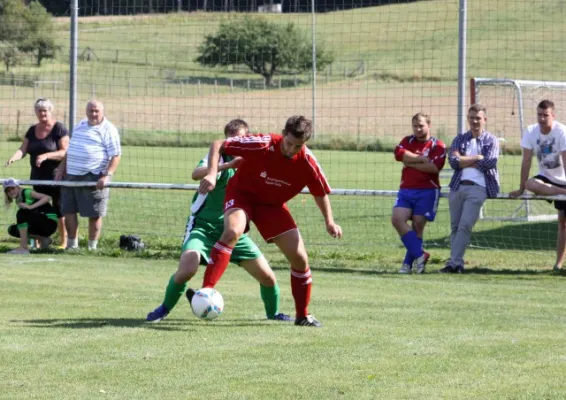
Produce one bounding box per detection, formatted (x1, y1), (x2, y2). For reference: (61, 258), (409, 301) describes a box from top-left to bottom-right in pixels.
(0, 254), (565, 399)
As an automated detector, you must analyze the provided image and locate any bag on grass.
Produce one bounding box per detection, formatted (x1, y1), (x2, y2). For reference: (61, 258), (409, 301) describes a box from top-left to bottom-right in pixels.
(120, 235), (145, 251)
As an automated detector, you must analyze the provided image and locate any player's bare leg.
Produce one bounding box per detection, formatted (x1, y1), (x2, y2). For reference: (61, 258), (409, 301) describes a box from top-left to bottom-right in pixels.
(555, 211), (566, 271)
(272, 229), (320, 327)
(202, 208), (247, 288)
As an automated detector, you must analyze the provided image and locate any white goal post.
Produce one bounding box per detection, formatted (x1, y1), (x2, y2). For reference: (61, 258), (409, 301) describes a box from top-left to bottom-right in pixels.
(470, 77), (566, 222)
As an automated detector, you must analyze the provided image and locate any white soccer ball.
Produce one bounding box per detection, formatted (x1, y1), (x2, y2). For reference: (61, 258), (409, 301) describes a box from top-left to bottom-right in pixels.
(190, 288), (224, 320)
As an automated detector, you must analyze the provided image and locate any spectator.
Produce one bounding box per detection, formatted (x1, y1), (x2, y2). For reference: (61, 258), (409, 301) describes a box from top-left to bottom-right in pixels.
(510, 99), (566, 271)
(440, 103), (500, 273)
(5, 98), (69, 248)
(55, 100), (121, 251)
(3, 178), (58, 255)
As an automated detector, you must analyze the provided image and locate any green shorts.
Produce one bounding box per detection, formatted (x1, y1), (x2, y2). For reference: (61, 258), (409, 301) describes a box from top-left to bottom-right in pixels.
(181, 226), (262, 266)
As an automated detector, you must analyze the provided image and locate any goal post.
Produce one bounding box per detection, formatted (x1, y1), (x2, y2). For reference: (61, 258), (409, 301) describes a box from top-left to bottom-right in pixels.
(470, 77), (566, 222)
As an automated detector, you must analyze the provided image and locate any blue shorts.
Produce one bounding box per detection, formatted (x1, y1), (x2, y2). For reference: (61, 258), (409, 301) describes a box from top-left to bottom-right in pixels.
(393, 188), (440, 221)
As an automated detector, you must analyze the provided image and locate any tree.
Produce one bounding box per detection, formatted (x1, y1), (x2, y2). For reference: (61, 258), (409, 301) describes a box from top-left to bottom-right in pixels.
(196, 17), (334, 86)
(0, 45), (22, 72)
(19, 1), (59, 67)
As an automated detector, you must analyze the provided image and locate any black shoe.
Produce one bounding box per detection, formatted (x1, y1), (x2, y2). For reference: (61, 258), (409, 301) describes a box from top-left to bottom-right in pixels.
(295, 314), (322, 327)
(439, 265), (455, 273)
(185, 288), (196, 303)
(454, 266), (465, 274)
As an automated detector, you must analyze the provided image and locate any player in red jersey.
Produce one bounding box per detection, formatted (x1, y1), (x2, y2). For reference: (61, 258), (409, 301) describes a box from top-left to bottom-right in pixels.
(195, 116), (342, 327)
(392, 113), (446, 274)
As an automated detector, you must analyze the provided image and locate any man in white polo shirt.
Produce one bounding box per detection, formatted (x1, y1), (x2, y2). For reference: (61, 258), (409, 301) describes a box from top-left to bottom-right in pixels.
(56, 100), (121, 250)
(510, 99), (566, 271)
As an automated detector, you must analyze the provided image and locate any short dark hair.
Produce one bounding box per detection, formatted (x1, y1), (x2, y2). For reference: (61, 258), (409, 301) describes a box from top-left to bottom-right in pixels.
(468, 103), (487, 114)
(537, 99), (555, 110)
(283, 116), (313, 141)
(224, 119), (249, 137)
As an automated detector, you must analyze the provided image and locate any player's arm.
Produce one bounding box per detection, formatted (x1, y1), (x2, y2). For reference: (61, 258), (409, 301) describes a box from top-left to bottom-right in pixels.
(509, 148), (532, 198)
(192, 157), (242, 180)
(313, 195), (342, 239)
(407, 162), (440, 174)
(20, 190), (51, 210)
(394, 139), (428, 164)
(198, 139), (225, 194)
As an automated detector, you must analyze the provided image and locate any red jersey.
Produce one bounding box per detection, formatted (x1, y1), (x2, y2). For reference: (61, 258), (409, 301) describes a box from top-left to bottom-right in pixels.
(394, 135), (446, 189)
(223, 134), (331, 205)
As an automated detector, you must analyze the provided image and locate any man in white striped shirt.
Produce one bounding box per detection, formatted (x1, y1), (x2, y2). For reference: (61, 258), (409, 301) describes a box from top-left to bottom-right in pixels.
(56, 100), (121, 250)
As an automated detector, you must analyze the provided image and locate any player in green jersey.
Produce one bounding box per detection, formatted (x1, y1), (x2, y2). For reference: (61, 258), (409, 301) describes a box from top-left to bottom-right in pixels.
(146, 120), (291, 322)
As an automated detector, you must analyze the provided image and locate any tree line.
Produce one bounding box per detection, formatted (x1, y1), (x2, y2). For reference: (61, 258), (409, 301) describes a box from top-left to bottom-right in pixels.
(38, 0), (419, 16)
(0, 0), (58, 71)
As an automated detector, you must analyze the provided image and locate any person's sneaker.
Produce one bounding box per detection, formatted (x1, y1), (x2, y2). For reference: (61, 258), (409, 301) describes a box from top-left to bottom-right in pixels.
(270, 313), (292, 321)
(553, 264), (562, 271)
(185, 288), (196, 304)
(439, 264), (455, 273)
(6, 248), (30, 255)
(453, 266), (465, 274)
(295, 314), (322, 327)
(398, 263), (412, 274)
(146, 304), (169, 322)
(415, 252), (430, 274)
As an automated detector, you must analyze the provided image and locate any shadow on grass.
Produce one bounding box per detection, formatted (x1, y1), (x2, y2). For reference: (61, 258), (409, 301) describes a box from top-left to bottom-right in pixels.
(447, 221), (558, 251)
(11, 318), (283, 330)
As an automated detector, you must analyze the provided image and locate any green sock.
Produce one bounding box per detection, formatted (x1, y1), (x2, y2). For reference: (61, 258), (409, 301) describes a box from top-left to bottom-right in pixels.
(260, 284), (280, 319)
(162, 274), (187, 311)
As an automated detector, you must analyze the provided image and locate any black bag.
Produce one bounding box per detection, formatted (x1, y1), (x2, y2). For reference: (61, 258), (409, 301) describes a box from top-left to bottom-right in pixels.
(120, 235), (145, 251)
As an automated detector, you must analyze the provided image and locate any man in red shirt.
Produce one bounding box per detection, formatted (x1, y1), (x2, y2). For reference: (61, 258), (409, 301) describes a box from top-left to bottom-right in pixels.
(392, 113), (446, 274)
(196, 116), (342, 327)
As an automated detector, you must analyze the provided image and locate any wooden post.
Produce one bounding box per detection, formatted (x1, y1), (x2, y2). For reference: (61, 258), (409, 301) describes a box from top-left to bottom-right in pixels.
(12, 82), (16, 99)
(197, 80), (201, 95)
(214, 80), (217, 94)
(278, 77), (281, 89)
(16, 110), (21, 138)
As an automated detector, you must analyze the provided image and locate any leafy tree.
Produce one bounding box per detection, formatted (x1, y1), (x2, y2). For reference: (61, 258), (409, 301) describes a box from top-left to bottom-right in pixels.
(19, 1), (59, 67)
(0, 45), (22, 72)
(0, 0), (29, 43)
(196, 17), (334, 86)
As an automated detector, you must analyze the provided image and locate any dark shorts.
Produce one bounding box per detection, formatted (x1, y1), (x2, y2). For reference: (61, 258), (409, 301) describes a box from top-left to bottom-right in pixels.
(224, 186), (297, 243)
(393, 188), (440, 221)
(533, 175), (566, 211)
(61, 173), (109, 218)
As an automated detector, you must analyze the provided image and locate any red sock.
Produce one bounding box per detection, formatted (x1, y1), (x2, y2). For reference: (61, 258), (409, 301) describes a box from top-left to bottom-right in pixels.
(202, 241), (233, 288)
(290, 266), (312, 319)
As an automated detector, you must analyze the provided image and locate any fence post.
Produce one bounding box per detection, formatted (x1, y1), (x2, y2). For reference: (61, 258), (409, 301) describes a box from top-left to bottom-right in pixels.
(16, 110), (21, 138)
(214, 79), (217, 94)
(12, 82), (16, 99)
(263, 78), (266, 90)
(230, 78), (233, 92)
(278, 77), (281, 89)
(181, 81), (184, 96)
(247, 80), (250, 90)
(197, 80), (201, 95)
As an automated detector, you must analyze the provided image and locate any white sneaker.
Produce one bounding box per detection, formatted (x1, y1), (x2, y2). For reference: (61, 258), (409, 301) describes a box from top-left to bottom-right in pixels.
(415, 252), (430, 274)
(398, 263), (412, 274)
(7, 248), (30, 255)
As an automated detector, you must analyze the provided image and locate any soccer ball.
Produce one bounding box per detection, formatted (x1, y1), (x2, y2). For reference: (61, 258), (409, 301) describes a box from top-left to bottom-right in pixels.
(190, 288), (224, 320)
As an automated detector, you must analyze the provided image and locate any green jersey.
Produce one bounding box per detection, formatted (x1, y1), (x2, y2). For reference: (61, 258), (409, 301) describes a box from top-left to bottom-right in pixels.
(188, 154), (235, 232)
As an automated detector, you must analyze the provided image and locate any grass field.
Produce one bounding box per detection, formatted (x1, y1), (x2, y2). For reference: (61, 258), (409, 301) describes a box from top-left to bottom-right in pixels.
(0, 255), (565, 399)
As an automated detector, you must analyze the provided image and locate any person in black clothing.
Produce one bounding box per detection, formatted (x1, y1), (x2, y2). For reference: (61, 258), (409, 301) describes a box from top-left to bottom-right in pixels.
(3, 178), (58, 255)
(5, 98), (69, 248)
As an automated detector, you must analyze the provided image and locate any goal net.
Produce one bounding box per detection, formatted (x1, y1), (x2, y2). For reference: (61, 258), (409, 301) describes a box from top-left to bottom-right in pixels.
(471, 78), (566, 222)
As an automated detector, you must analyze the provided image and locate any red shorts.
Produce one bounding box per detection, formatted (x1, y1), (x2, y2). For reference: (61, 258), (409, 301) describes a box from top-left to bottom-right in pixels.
(224, 187), (297, 242)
